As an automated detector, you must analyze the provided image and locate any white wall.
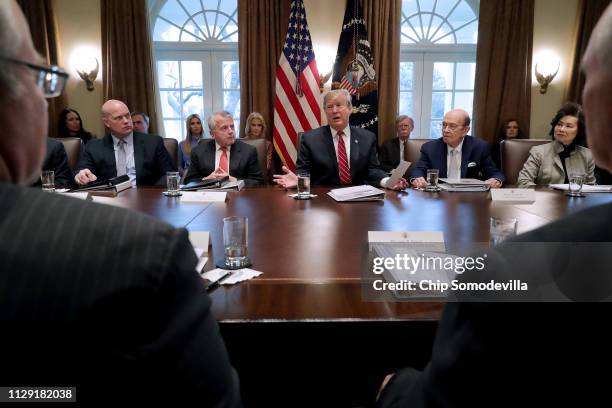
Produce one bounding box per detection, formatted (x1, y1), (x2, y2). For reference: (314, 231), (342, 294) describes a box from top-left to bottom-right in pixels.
(530, 0), (579, 138)
(54, 0), (104, 138)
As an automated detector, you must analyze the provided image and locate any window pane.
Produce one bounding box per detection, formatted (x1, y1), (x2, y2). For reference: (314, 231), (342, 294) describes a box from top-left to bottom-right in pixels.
(434, 0), (457, 18)
(222, 61), (240, 89)
(160, 91), (181, 118)
(179, 30), (200, 42)
(159, 0), (189, 27)
(433, 62), (454, 90)
(455, 63), (475, 90)
(182, 90), (204, 118)
(402, 0), (418, 17)
(224, 90), (240, 117)
(183, 21), (206, 41)
(182, 61), (203, 88)
(408, 16), (424, 40)
(157, 61), (180, 89)
(449, 1), (477, 27)
(455, 21), (478, 44)
(431, 92), (452, 118)
(218, 0), (237, 15)
(430, 120), (442, 139)
(399, 62), (414, 90)
(153, 19), (180, 42)
(181, 0), (203, 12)
(419, 0), (435, 13)
(454, 92), (474, 117)
(163, 119), (183, 141)
(399, 91), (413, 117)
(431, 22), (455, 44)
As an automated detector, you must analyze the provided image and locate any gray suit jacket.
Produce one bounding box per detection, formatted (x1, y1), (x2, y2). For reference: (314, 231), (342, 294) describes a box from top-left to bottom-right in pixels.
(517, 140), (596, 187)
(0, 183), (241, 406)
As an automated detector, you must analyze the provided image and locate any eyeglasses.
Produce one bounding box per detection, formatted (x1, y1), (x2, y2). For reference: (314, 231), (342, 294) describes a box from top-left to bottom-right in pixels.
(0, 56), (69, 98)
(440, 122), (464, 131)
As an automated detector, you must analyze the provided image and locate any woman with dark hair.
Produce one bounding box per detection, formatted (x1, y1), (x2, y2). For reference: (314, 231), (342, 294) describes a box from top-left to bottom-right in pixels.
(178, 113), (205, 173)
(517, 102), (595, 187)
(57, 108), (93, 143)
(491, 119), (524, 169)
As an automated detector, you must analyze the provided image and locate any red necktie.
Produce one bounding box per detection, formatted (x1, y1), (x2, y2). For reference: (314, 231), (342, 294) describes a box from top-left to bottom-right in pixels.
(337, 131), (351, 185)
(219, 147), (229, 173)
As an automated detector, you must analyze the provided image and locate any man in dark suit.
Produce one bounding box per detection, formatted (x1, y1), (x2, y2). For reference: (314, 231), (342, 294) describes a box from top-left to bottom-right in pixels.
(74, 99), (176, 186)
(376, 6), (612, 406)
(0, 1), (240, 405)
(273, 89), (406, 190)
(184, 111), (263, 186)
(31, 138), (72, 187)
(379, 115), (414, 173)
(410, 109), (504, 188)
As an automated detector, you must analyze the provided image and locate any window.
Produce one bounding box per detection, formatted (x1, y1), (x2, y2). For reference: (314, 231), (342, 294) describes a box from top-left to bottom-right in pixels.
(399, 0), (479, 138)
(150, 0), (239, 141)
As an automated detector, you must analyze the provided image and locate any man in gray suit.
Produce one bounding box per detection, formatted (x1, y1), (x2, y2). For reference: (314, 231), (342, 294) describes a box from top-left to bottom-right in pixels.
(0, 1), (240, 405)
(375, 5), (612, 407)
(184, 111), (263, 186)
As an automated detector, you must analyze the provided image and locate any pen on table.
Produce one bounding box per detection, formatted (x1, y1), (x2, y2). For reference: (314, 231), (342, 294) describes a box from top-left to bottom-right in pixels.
(204, 271), (232, 292)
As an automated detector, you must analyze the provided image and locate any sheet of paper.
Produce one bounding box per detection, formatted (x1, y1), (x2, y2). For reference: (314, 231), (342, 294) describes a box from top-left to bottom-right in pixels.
(181, 191), (227, 202)
(59, 192), (89, 200)
(221, 268), (263, 285)
(490, 188), (536, 203)
(387, 160), (410, 187)
(195, 257), (208, 273)
(201, 268), (229, 282)
(189, 231), (210, 253)
(549, 184), (612, 193)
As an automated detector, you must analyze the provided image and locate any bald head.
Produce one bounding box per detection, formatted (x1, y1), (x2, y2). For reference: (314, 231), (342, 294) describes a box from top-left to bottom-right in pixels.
(581, 4), (612, 172)
(102, 100), (133, 138)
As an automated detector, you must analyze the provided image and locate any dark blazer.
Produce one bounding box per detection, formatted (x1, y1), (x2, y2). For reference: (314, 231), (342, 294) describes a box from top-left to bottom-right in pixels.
(410, 136), (505, 183)
(376, 201), (612, 407)
(0, 183), (241, 405)
(76, 132), (176, 186)
(31, 139), (72, 187)
(379, 137), (402, 172)
(183, 139), (264, 187)
(296, 125), (386, 186)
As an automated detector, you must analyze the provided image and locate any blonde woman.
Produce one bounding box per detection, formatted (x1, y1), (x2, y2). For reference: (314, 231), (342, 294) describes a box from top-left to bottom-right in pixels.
(244, 112), (273, 173)
(178, 113), (205, 173)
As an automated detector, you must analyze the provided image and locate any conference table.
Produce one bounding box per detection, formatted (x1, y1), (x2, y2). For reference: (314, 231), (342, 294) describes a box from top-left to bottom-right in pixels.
(91, 185), (612, 405)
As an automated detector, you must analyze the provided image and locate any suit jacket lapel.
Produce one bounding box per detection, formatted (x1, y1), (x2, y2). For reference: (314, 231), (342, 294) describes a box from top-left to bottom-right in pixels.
(229, 142), (242, 175)
(323, 126), (338, 175)
(438, 138), (448, 177)
(133, 133), (144, 180)
(349, 127), (360, 179)
(103, 135), (117, 177)
(205, 140), (217, 174)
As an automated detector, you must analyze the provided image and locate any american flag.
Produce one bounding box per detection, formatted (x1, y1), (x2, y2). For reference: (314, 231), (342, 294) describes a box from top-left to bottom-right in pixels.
(273, 0), (322, 171)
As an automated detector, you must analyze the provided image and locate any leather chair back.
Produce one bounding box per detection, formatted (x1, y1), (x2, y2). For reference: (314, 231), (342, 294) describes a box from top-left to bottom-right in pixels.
(50, 137), (81, 171)
(501, 139), (550, 185)
(241, 138), (268, 182)
(405, 139), (431, 170)
(163, 138), (179, 169)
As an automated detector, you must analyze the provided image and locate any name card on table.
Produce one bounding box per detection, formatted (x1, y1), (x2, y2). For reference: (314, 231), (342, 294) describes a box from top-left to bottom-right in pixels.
(490, 188), (536, 204)
(189, 231), (210, 273)
(368, 231), (445, 252)
(181, 191), (227, 203)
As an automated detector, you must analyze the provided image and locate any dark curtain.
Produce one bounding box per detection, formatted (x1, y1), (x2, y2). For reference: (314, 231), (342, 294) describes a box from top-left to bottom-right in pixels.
(563, 0), (611, 104)
(101, 0), (158, 134)
(17, 0), (67, 138)
(237, 0), (291, 141)
(473, 0), (534, 142)
(363, 0), (401, 144)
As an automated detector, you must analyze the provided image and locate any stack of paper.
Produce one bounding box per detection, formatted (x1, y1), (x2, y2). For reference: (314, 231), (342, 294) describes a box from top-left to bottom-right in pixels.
(438, 178), (489, 192)
(201, 268), (263, 285)
(327, 185), (385, 202)
(549, 184), (612, 193)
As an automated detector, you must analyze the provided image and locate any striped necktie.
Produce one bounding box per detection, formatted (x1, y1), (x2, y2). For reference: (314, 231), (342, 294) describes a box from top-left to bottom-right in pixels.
(337, 131), (351, 185)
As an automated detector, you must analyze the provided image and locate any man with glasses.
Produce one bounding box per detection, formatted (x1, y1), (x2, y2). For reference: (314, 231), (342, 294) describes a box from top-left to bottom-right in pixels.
(409, 109), (504, 189)
(0, 1), (241, 405)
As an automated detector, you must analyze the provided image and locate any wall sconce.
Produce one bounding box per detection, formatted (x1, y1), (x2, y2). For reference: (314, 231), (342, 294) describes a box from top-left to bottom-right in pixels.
(75, 55), (99, 92)
(319, 71), (332, 92)
(534, 58), (560, 94)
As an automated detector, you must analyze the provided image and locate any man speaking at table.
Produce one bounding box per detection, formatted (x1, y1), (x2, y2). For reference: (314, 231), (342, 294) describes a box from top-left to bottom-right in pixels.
(273, 89), (407, 190)
(0, 1), (240, 404)
(410, 108), (504, 189)
(74, 99), (176, 186)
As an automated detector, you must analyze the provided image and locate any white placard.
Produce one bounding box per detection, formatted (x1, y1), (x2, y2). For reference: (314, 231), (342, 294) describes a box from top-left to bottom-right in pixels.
(368, 231), (444, 243)
(181, 191), (227, 202)
(490, 188), (536, 204)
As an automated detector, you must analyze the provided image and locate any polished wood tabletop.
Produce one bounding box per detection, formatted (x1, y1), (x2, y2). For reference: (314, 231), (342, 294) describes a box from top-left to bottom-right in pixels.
(91, 185), (612, 322)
